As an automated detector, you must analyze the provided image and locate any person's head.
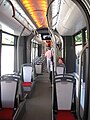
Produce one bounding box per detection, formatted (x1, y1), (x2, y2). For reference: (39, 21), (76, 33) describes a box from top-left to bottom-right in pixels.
(58, 57), (64, 64)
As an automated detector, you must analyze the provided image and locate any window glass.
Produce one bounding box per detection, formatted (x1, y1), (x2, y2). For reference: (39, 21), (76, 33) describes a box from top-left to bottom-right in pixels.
(2, 33), (14, 45)
(75, 33), (82, 45)
(75, 32), (82, 74)
(1, 45), (14, 75)
(85, 30), (88, 42)
(75, 45), (82, 74)
(31, 42), (34, 62)
(31, 42), (38, 62)
(35, 44), (38, 57)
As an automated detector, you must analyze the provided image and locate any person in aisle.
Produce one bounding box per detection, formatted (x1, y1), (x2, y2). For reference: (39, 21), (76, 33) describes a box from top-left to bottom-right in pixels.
(45, 46), (52, 73)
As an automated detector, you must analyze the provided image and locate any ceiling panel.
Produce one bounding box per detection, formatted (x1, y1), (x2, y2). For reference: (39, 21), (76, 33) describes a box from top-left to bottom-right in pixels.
(56, 0), (86, 35)
(0, 0), (87, 36)
(0, 0), (36, 36)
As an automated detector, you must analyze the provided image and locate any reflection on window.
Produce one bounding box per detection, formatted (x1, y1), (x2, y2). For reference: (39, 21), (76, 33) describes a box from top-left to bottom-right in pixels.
(75, 45), (82, 75)
(31, 42), (38, 62)
(1, 45), (14, 75)
(75, 33), (82, 45)
(35, 44), (38, 57)
(85, 30), (87, 41)
(2, 33), (14, 45)
(75, 32), (82, 74)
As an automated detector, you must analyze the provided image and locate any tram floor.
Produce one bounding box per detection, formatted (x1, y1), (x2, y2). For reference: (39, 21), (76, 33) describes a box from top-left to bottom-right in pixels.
(21, 72), (52, 120)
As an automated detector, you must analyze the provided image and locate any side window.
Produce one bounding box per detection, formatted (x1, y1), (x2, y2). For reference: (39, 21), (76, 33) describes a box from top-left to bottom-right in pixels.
(1, 33), (14, 75)
(31, 41), (38, 62)
(75, 32), (82, 75)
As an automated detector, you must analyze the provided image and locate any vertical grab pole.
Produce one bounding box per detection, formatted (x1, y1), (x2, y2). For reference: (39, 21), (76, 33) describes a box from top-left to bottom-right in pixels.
(48, 28), (58, 114)
(49, 28), (57, 73)
(17, 27), (25, 73)
(77, 43), (88, 120)
(46, 0), (58, 117)
(78, 52), (82, 120)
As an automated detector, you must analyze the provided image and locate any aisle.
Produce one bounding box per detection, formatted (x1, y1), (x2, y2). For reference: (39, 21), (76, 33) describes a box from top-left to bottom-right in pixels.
(21, 73), (52, 120)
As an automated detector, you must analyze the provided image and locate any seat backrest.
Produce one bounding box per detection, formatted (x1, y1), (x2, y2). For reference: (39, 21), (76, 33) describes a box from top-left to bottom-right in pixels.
(21, 64), (32, 82)
(1, 80), (17, 108)
(55, 77), (74, 110)
(1, 74), (20, 81)
(56, 64), (65, 75)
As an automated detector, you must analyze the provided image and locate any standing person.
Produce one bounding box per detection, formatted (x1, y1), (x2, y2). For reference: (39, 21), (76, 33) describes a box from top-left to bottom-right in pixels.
(45, 47), (52, 73)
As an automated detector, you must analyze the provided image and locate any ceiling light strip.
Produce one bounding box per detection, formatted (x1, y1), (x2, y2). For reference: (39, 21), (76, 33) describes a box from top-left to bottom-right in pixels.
(21, 0), (42, 27)
(21, 0), (48, 28)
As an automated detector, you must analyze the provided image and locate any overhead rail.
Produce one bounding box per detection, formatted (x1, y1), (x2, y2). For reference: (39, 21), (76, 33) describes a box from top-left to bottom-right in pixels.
(51, 0), (61, 28)
(46, 0), (55, 28)
(53, 31), (62, 45)
(77, 43), (89, 120)
(46, 0), (61, 28)
(81, 0), (90, 14)
(6, 0), (36, 35)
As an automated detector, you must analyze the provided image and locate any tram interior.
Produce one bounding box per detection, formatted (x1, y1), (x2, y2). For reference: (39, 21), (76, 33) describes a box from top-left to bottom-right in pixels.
(0, 0), (89, 120)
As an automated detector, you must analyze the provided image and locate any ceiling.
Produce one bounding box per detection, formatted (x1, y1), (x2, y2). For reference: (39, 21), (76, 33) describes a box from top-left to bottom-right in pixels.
(18, 0), (86, 35)
(20, 0), (48, 28)
(0, 0), (87, 36)
(0, 0), (36, 36)
(55, 0), (86, 35)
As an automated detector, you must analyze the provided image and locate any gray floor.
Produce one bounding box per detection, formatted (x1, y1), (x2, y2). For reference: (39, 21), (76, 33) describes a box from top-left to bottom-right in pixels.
(21, 73), (52, 120)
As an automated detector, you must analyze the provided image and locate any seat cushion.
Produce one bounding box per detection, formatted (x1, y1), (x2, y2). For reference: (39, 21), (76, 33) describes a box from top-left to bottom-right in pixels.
(56, 110), (75, 120)
(0, 108), (13, 120)
(22, 82), (32, 87)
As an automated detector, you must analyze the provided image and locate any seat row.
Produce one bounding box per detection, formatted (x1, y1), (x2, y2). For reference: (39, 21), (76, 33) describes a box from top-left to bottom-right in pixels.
(0, 56), (45, 120)
(54, 64), (76, 120)
(0, 74), (26, 120)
